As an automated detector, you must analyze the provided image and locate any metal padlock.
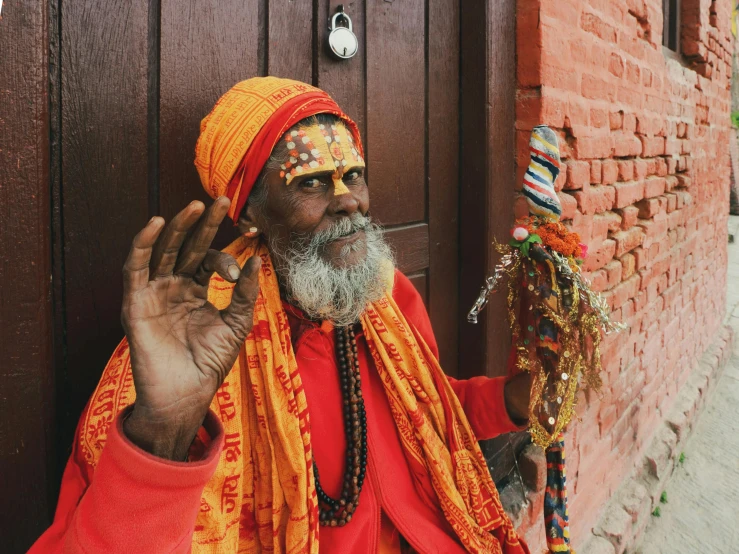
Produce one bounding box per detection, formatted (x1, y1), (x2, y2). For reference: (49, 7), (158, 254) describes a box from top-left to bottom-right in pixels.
(328, 6), (358, 59)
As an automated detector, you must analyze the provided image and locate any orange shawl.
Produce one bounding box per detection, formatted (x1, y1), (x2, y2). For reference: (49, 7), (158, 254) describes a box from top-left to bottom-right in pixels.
(80, 237), (524, 553)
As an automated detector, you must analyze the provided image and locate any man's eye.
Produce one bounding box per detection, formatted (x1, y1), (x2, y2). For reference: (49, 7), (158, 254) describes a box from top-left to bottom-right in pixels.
(301, 178), (324, 189)
(344, 170), (362, 181)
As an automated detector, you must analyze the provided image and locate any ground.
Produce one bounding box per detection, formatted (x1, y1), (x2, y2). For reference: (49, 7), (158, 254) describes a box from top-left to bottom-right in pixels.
(634, 215), (739, 553)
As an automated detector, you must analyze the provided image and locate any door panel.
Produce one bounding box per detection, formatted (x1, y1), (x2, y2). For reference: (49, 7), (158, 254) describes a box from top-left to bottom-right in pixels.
(159, 0), (260, 222)
(58, 0), (150, 471)
(365, 0), (426, 226)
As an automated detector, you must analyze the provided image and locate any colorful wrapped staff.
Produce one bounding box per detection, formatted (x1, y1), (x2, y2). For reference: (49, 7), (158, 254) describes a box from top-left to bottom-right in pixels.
(467, 125), (626, 554)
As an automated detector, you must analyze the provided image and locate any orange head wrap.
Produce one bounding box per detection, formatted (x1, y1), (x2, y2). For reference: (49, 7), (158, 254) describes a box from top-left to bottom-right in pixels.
(194, 76), (364, 222)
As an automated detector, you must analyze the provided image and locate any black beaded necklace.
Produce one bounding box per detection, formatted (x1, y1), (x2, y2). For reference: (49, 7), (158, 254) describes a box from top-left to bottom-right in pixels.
(313, 325), (368, 527)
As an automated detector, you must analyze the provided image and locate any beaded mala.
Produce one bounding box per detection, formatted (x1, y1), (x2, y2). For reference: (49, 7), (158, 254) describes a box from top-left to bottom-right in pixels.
(313, 325), (368, 527)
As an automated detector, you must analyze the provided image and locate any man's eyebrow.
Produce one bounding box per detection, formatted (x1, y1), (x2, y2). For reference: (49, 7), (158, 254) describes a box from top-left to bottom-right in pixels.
(287, 169), (336, 183)
(343, 163), (365, 173)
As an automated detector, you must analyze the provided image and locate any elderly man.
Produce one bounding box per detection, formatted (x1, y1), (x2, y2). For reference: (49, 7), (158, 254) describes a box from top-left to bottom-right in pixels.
(31, 77), (531, 554)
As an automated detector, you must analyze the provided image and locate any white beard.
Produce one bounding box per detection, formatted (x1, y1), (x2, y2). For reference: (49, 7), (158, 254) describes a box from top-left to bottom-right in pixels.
(268, 213), (395, 326)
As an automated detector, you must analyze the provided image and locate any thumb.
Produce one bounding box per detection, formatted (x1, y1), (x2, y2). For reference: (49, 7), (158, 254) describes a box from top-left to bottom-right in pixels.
(221, 256), (262, 341)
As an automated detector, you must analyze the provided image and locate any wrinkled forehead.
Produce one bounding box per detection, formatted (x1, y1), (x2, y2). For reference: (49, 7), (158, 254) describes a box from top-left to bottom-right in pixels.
(277, 121), (365, 185)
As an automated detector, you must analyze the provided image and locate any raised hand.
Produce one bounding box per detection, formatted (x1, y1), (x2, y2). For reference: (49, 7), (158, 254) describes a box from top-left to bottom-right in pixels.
(121, 197), (261, 460)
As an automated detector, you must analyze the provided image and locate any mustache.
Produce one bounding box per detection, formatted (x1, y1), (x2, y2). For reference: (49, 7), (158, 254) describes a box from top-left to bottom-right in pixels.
(307, 213), (370, 247)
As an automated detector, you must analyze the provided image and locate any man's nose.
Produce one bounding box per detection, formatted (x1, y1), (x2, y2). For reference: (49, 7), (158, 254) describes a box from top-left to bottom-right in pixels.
(330, 177), (360, 215)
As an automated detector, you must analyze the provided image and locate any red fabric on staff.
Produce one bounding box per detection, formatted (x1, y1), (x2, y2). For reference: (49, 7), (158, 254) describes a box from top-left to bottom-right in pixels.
(29, 272), (527, 554)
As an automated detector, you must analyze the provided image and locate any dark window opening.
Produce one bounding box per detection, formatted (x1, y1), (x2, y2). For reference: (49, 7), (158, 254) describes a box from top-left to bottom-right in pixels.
(663, 0), (681, 51)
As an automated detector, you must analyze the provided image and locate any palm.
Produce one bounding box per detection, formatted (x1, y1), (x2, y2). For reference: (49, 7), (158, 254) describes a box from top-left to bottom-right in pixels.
(125, 275), (242, 414)
(120, 197), (260, 459)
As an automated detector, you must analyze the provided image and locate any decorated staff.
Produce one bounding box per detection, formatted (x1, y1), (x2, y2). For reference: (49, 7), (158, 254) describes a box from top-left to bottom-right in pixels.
(468, 125), (627, 554)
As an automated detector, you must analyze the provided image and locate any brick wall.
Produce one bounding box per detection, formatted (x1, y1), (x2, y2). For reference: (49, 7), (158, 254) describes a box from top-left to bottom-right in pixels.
(514, 0), (733, 549)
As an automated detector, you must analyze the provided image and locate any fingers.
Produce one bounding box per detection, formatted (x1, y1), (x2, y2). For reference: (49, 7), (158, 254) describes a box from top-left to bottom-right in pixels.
(221, 256), (262, 340)
(123, 217), (165, 294)
(193, 250), (241, 287)
(174, 196), (231, 277)
(149, 201), (206, 278)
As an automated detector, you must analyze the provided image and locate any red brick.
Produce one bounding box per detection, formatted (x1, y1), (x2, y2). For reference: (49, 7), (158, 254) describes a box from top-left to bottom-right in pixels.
(581, 12), (617, 43)
(604, 260), (623, 288)
(635, 197), (661, 218)
(645, 158), (656, 176)
(613, 227), (645, 256)
(640, 136), (666, 156)
(574, 135), (613, 159)
(599, 405), (618, 436)
(558, 191), (578, 219)
(554, 167), (567, 192)
(613, 181), (645, 208)
(616, 206), (640, 229)
(582, 73), (615, 102)
(618, 159), (634, 181)
(613, 132), (643, 157)
(570, 212), (593, 243)
(590, 159), (602, 184)
(623, 113), (637, 133)
(644, 177), (667, 198)
(665, 193), (678, 212)
(590, 108), (609, 128)
(565, 160), (591, 190)
(602, 159), (619, 185)
(568, 97), (589, 127)
(664, 175), (678, 191)
(625, 60), (640, 84)
(665, 138), (680, 156)
(609, 53), (625, 77)
(583, 239), (617, 271)
(638, 213), (668, 243)
(633, 247), (647, 269)
(633, 159), (648, 180)
(621, 253), (637, 279)
(611, 274), (641, 309)
(675, 175), (692, 188)
(573, 185), (616, 214)
(588, 268), (609, 292)
(655, 157), (668, 176)
(610, 111), (623, 130)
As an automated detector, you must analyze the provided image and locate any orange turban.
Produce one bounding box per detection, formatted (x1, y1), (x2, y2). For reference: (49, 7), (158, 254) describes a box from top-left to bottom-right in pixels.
(194, 76), (364, 222)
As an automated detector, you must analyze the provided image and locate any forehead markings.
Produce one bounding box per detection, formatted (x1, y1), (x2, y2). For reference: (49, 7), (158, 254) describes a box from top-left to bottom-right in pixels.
(278, 122), (365, 195)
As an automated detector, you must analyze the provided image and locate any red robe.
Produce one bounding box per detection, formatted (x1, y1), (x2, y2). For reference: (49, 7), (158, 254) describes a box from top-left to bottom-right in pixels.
(30, 271), (526, 553)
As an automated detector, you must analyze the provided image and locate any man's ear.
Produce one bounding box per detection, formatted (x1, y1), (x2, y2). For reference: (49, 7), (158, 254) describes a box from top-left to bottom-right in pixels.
(236, 203), (262, 236)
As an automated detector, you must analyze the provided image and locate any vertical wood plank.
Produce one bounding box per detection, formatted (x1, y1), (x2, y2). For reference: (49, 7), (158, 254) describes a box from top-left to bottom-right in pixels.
(458, 0), (516, 379)
(427, 0), (460, 375)
(159, 0), (260, 235)
(59, 0), (150, 465)
(365, 0), (426, 226)
(484, 0), (517, 378)
(316, 0), (366, 139)
(0, 0), (53, 549)
(267, 0), (314, 81)
(458, 0), (491, 378)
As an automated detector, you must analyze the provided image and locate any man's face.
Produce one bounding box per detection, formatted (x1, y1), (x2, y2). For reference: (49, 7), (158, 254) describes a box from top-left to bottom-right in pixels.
(238, 119), (393, 325)
(256, 121), (370, 268)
